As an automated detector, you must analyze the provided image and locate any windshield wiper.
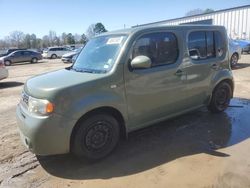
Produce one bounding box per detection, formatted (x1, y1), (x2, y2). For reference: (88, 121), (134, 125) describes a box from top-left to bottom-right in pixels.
(71, 67), (105, 74)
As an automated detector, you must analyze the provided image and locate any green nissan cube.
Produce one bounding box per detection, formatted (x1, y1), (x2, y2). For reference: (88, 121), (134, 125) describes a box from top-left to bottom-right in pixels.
(16, 25), (234, 160)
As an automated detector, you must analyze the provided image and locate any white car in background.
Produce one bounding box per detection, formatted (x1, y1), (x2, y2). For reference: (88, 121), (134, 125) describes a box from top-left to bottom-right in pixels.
(229, 39), (242, 67)
(0, 59), (8, 81)
(42, 47), (72, 59)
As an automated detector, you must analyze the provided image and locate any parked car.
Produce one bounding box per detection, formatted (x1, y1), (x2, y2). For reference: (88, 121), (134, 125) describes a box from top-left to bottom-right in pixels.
(0, 50), (42, 66)
(0, 60), (8, 80)
(61, 48), (82, 63)
(234, 39), (250, 54)
(0, 48), (27, 57)
(229, 39), (241, 67)
(16, 25), (233, 161)
(42, 47), (72, 59)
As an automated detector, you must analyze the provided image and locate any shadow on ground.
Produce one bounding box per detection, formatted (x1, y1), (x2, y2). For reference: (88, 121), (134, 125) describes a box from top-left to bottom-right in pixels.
(38, 98), (250, 180)
(0, 81), (24, 89)
(232, 62), (250, 70)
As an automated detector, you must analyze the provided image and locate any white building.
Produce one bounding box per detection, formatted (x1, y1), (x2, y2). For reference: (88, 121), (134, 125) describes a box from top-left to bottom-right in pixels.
(138, 5), (250, 40)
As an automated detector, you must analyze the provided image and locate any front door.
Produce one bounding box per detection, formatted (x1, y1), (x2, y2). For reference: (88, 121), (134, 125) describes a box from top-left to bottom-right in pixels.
(124, 31), (189, 129)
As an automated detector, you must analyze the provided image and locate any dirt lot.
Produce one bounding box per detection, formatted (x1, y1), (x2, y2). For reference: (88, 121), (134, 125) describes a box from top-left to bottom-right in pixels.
(0, 57), (250, 188)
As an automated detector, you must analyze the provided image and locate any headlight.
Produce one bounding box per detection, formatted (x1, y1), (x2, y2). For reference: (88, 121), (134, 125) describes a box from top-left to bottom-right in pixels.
(28, 96), (54, 115)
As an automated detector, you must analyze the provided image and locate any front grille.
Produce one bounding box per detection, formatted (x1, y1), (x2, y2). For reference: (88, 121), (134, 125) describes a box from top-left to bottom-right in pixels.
(21, 91), (29, 107)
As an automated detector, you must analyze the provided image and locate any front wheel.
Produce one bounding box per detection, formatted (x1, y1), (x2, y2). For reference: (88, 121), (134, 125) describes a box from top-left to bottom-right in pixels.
(208, 82), (232, 113)
(71, 114), (120, 161)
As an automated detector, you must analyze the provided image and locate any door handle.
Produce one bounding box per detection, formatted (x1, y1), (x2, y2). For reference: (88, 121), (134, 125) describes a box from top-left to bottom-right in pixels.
(175, 69), (183, 76)
(211, 64), (218, 70)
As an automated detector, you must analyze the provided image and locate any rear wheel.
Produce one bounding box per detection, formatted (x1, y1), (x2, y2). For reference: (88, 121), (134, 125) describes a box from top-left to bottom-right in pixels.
(230, 53), (238, 67)
(51, 54), (57, 59)
(208, 82), (232, 113)
(4, 60), (11, 66)
(71, 114), (120, 161)
(31, 57), (38, 63)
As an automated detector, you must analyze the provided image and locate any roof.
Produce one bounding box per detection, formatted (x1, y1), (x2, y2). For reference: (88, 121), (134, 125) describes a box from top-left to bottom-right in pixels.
(98, 24), (226, 37)
(135, 4), (250, 27)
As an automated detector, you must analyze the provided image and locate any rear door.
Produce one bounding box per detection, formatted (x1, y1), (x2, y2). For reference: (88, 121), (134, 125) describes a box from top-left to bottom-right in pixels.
(124, 31), (189, 129)
(184, 30), (227, 106)
(23, 51), (32, 62)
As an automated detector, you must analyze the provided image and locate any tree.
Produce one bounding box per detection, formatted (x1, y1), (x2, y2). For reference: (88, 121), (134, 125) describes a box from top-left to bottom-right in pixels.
(66, 33), (75, 44)
(61, 32), (67, 45)
(74, 33), (81, 44)
(185, 8), (214, 16)
(80, 33), (88, 45)
(9, 31), (25, 48)
(42, 35), (50, 48)
(86, 23), (108, 38)
(48, 30), (57, 46)
(24, 34), (31, 49)
(30, 34), (37, 49)
(204, 8), (214, 14)
(94, 23), (107, 35)
(86, 24), (96, 38)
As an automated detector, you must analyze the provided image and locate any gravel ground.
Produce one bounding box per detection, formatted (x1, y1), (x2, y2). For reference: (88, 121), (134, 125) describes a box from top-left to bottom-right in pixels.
(0, 56), (250, 188)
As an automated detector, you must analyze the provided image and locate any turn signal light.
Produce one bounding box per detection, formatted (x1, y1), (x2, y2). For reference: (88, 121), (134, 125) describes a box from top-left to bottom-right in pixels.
(46, 102), (54, 113)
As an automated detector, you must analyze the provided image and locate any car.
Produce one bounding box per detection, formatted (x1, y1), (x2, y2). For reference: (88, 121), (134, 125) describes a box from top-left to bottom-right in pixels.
(42, 47), (72, 59)
(0, 50), (42, 66)
(234, 39), (250, 54)
(0, 60), (8, 80)
(16, 25), (233, 161)
(61, 48), (82, 63)
(229, 39), (241, 67)
(0, 48), (27, 57)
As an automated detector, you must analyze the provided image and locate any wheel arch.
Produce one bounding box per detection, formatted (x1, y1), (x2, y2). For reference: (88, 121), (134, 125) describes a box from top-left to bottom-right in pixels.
(70, 106), (127, 152)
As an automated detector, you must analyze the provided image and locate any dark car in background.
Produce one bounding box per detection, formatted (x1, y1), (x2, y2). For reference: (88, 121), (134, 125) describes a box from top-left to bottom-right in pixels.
(0, 50), (42, 66)
(61, 47), (82, 63)
(0, 48), (27, 57)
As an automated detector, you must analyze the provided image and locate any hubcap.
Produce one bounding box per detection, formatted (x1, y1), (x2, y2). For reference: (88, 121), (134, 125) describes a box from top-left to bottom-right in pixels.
(5, 61), (10, 66)
(85, 121), (112, 151)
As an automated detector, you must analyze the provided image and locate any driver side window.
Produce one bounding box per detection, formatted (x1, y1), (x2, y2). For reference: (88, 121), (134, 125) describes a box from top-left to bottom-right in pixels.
(132, 32), (178, 67)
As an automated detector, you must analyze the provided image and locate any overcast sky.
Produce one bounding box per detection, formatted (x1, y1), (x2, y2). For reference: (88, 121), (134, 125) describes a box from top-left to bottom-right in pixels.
(0, 0), (249, 38)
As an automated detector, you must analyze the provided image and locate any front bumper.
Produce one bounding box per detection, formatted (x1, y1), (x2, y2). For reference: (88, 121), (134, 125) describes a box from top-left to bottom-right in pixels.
(42, 53), (49, 58)
(16, 103), (76, 155)
(61, 57), (72, 63)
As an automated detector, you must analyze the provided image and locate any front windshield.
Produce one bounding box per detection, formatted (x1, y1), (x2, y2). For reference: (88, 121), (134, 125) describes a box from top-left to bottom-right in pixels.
(72, 35), (127, 73)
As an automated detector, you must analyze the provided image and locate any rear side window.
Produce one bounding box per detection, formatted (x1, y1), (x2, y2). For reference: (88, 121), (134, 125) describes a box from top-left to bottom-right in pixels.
(214, 31), (226, 57)
(188, 31), (217, 60)
(133, 32), (178, 66)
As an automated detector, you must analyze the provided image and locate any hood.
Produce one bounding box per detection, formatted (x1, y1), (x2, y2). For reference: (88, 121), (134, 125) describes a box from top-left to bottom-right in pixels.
(24, 68), (105, 99)
(62, 52), (78, 58)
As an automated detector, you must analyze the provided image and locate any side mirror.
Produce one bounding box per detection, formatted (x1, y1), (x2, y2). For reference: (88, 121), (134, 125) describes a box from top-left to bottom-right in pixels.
(131, 56), (152, 69)
(189, 49), (200, 60)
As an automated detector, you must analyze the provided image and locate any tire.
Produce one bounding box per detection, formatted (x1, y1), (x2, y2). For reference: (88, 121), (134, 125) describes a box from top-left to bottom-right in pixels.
(51, 54), (57, 59)
(4, 60), (11, 66)
(208, 82), (232, 113)
(31, 57), (38, 63)
(71, 113), (120, 161)
(230, 53), (238, 67)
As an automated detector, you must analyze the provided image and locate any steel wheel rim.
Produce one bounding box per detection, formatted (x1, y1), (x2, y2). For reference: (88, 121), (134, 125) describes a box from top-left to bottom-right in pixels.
(84, 121), (112, 151)
(215, 86), (230, 110)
